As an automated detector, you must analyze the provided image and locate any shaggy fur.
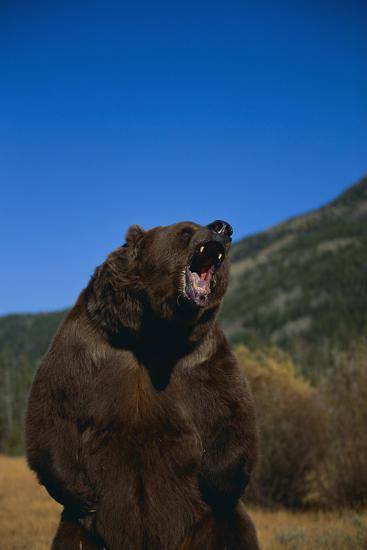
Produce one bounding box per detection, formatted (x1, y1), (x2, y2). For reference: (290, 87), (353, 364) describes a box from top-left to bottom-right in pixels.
(25, 221), (259, 549)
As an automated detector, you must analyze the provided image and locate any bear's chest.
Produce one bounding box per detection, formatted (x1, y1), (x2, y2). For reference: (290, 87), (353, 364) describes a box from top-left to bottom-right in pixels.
(86, 360), (207, 547)
(87, 354), (205, 482)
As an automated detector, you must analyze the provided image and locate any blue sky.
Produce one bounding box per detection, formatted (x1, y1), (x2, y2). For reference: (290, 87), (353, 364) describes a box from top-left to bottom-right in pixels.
(1, 0), (366, 314)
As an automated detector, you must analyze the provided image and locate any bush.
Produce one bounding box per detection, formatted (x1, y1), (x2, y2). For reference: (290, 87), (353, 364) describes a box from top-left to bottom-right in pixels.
(317, 350), (367, 507)
(237, 345), (367, 509)
(236, 346), (327, 508)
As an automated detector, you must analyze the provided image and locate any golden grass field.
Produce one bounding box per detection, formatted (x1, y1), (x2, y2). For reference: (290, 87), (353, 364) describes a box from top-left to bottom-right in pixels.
(0, 456), (366, 549)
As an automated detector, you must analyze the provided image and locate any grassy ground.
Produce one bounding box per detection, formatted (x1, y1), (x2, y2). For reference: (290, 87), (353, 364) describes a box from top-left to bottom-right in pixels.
(0, 455), (60, 549)
(0, 456), (366, 549)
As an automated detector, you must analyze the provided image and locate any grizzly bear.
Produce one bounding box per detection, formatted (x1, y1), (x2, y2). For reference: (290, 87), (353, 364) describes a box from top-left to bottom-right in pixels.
(25, 220), (259, 549)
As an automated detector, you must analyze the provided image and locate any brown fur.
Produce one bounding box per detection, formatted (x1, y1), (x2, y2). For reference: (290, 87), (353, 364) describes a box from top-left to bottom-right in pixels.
(25, 221), (259, 549)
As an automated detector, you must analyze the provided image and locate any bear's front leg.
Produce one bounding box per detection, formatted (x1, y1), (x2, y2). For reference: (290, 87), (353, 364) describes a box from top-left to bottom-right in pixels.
(179, 502), (258, 550)
(52, 509), (103, 549)
(198, 431), (249, 513)
(197, 347), (258, 513)
(212, 502), (259, 550)
(196, 426), (259, 550)
(193, 340), (259, 548)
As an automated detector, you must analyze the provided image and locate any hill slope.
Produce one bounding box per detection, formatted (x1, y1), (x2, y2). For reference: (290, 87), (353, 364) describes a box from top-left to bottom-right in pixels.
(220, 175), (367, 378)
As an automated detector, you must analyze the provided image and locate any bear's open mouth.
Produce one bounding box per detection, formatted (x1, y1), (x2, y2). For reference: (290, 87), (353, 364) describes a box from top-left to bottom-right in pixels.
(182, 241), (225, 307)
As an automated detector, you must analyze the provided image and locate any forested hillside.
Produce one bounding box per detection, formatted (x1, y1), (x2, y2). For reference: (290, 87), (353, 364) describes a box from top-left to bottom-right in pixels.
(221, 175), (367, 379)
(0, 311), (67, 453)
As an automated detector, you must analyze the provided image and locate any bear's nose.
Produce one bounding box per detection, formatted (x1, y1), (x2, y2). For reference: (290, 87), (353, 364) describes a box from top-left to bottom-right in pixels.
(207, 220), (233, 242)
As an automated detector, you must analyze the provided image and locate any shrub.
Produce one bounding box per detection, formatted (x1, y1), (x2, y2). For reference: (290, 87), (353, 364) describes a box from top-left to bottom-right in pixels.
(236, 346), (327, 507)
(317, 350), (367, 507)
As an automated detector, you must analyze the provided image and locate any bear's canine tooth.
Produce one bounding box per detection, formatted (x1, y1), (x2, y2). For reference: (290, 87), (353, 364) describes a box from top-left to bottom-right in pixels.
(200, 246), (205, 253)
(218, 253), (222, 260)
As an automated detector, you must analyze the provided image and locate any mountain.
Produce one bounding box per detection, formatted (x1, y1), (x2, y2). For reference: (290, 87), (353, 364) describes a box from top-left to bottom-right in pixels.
(220, 175), (367, 379)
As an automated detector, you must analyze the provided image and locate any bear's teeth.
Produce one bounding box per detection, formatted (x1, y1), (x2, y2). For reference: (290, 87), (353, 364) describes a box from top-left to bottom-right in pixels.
(200, 246), (205, 253)
(218, 253), (222, 260)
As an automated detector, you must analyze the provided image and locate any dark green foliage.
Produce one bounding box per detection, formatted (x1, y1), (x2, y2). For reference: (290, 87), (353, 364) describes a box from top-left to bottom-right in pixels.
(0, 310), (67, 454)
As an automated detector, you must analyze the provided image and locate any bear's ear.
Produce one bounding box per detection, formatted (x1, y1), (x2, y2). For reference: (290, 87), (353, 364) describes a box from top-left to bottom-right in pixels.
(125, 224), (145, 248)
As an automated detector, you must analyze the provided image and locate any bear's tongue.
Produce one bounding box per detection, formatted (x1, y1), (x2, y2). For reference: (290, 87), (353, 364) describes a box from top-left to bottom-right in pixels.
(183, 241), (224, 306)
(185, 268), (213, 306)
(191, 268), (212, 287)
(184, 261), (215, 306)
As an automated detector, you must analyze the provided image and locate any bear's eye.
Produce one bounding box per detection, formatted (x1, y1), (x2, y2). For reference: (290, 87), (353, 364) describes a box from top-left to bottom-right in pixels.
(181, 227), (195, 238)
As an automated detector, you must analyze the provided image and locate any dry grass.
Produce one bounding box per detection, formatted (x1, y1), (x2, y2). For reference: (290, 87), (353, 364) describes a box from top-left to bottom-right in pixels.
(252, 507), (367, 549)
(0, 456), (366, 549)
(0, 455), (61, 549)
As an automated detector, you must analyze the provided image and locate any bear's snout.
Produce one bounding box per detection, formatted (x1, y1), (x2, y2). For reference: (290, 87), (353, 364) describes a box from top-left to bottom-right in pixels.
(207, 220), (233, 242)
